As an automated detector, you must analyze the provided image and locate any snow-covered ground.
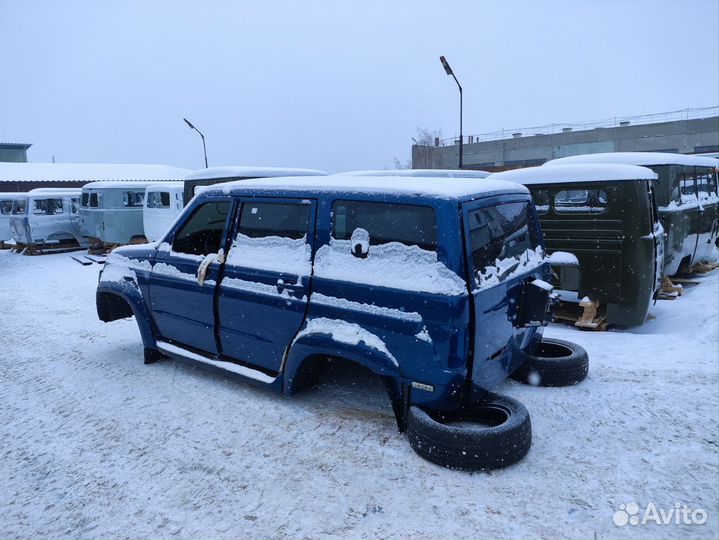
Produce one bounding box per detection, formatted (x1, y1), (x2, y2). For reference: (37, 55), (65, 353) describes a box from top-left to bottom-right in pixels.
(1, 249), (717, 539)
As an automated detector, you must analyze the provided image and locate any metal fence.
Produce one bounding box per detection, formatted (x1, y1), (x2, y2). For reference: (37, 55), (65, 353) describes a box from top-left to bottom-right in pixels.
(421, 106), (719, 147)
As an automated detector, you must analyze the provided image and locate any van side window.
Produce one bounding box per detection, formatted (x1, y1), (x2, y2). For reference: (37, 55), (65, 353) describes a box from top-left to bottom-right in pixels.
(147, 192), (171, 208)
(172, 201), (230, 256)
(554, 189), (607, 214)
(33, 199), (49, 215)
(81, 193), (89, 207)
(0, 200), (11, 215)
(71, 198), (79, 214)
(123, 191), (145, 208)
(12, 199), (26, 215)
(52, 199), (64, 214)
(89, 193), (100, 208)
(332, 201), (437, 250)
(238, 203), (309, 240)
(696, 168), (716, 200)
(531, 189), (550, 215)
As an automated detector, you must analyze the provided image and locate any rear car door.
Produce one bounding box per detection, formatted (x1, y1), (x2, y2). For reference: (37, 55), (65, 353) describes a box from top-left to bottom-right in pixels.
(217, 198), (316, 372)
(148, 197), (232, 354)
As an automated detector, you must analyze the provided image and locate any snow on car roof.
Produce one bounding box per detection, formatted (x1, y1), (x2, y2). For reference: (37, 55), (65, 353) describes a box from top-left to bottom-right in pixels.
(185, 166), (328, 180)
(209, 175), (528, 200)
(546, 152), (719, 168)
(336, 169), (490, 178)
(145, 181), (184, 191)
(489, 163), (657, 185)
(26, 188), (82, 196)
(83, 180), (181, 190)
(0, 162), (190, 182)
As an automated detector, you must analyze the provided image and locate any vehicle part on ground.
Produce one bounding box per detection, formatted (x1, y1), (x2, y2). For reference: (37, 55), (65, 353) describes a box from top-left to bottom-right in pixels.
(406, 393), (532, 471)
(511, 337), (589, 387)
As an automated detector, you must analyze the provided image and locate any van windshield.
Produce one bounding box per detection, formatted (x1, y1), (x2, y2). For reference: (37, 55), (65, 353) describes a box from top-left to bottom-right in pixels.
(12, 199), (27, 215)
(467, 201), (543, 286)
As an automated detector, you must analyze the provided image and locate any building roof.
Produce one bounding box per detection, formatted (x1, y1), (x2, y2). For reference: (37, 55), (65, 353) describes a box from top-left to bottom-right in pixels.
(489, 163), (657, 185)
(0, 162), (190, 182)
(206, 175), (528, 200)
(336, 169), (490, 178)
(0, 142), (32, 150)
(546, 152), (719, 168)
(185, 166), (328, 181)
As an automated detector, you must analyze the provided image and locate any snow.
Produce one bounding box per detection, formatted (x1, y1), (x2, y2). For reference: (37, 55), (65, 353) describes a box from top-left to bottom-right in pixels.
(204, 175), (529, 200)
(294, 318), (398, 366)
(475, 246), (545, 289)
(1, 249), (718, 539)
(314, 239), (468, 296)
(489, 163), (657, 184)
(311, 292), (423, 323)
(184, 166), (328, 181)
(546, 152), (719, 168)
(225, 233), (312, 276)
(336, 169), (490, 178)
(0, 162), (190, 182)
(83, 180), (182, 190)
(547, 250), (580, 266)
(222, 276), (304, 301)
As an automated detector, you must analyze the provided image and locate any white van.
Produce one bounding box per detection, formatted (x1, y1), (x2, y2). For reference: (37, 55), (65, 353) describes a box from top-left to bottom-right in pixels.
(9, 188), (85, 248)
(143, 182), (184, 242)
(0, 192), (20, 243)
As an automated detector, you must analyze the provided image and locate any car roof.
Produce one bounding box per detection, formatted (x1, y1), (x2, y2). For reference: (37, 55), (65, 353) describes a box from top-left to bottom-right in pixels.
(204, 174), (528, 201)
(489, 163), (657, 185)
(27, 188), (82, 196)
(336, 169), (490, 178)
(546, 152), (719, 168)
(145, 181), (184, 191)
(185, 166), (328, 181)
(83, 180), (175, 190)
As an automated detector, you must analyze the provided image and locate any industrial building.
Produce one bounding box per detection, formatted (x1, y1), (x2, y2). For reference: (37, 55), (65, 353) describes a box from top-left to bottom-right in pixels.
(412, 107), (719, 171)
(0, 143), (31, 163)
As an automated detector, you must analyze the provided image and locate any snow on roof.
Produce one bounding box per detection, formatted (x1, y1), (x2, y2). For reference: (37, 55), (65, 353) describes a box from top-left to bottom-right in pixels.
(27, 187), (82, 196)
(0, 192), (23, 198)
(83, 180), (181, 190)
(208, 175), (528, 200)
(185, 166), (328, 181)
(489, 163), (657, 185)
(0, 162), (190, 182)
(145, 181), (184, 191)
(336, 169), (490, 178)
(546, 152), (719, 168)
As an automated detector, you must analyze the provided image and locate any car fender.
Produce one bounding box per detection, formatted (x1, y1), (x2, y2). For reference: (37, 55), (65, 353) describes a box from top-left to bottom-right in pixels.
(96, 282), (157, 348)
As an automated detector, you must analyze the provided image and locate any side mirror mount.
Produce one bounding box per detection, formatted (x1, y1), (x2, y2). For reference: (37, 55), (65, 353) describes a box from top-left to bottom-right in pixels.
(350, 227), (370, 259)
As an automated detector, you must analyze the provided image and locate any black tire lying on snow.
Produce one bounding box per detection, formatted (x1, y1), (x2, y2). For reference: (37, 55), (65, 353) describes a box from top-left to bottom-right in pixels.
(511, 337), (588, 387)
(406, 393), (531, 471)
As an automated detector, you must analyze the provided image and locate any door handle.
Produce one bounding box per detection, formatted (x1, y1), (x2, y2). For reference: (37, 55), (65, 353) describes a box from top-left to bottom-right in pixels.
(276, 279), (304, 295)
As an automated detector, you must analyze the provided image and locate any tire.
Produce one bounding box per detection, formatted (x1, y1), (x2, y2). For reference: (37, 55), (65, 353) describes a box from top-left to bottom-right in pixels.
(511, 337), (588, 387)
(406, 393), (531, 471)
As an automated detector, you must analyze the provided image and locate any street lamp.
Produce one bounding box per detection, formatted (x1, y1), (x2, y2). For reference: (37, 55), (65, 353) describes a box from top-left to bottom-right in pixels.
(183, 118), (208, 168)
(439, 56), (463, 169)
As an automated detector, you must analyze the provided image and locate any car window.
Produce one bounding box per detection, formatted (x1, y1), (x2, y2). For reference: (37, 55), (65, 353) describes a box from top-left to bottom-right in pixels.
(238, 202), (309, 240)
(123, 191), (145, 208)
(147, 192), (171, 208)
(0, 200), (12, 215)
(81, 192), (89, 207)
(554, 189), (608, 214)
(12, 199), (27, 215)
(52, 199), (64, 214)
(172, 201), (230, 256)
(467, 201), (541, 281)
(33, 199), (50, 215)
(89, 193), (100, 208)
(332, 200), (437, 251)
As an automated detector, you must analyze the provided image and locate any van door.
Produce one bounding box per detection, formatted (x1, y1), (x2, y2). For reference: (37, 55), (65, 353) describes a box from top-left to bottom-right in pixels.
(217, 198), (316, 373)
(148, 198), (232, 354)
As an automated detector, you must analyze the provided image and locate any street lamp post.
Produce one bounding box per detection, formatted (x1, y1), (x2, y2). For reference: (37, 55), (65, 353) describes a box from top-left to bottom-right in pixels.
(439, 56), (463, 169)
(183, 118), (208, 168)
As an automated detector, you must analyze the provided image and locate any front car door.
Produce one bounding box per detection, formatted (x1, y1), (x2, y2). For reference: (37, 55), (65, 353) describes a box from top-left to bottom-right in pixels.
(217, 198), (316, 373)
(148, 197), (232, 354)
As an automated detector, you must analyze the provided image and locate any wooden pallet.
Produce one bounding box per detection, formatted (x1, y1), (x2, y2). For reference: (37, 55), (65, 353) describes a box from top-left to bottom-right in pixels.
(689, 261), (719, 274)
(551, 299), (608, 331)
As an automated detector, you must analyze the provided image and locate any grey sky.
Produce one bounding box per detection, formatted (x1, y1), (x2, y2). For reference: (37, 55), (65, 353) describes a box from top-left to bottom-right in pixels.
(1, 0), (717, 172)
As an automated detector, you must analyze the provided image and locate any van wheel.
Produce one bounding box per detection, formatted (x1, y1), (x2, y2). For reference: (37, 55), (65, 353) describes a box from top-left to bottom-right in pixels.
(406, 393), (531, 471)
(511, 337), (588, 387)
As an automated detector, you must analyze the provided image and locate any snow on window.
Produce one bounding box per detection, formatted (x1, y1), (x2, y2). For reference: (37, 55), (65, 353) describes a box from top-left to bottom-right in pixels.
(314, 238), (467, 296)
(477, 246), (545, 290)
(293, 317), (398, 366)
(225, 233), (312, 276)
(310, 292), (422, 322)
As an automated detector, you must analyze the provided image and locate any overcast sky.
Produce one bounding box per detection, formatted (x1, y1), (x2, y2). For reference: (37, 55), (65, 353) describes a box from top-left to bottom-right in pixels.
(1, 0), (717, 172)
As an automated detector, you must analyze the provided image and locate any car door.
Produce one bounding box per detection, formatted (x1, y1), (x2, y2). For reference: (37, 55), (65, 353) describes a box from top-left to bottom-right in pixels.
(217, 198), (316, 373)
(148, 197), (233, 354)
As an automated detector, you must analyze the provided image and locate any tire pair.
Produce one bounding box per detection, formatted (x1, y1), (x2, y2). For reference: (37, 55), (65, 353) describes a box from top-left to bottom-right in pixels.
(407, 338), (588, 471)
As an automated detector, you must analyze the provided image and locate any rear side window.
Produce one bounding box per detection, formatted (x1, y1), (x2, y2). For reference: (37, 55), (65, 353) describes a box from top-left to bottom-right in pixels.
(89, 193), (100, 208)
(81, 193), (89, 207)
(1, 200), (13, 215)
(147, 191), (171, 208)
(33, 199), (50, 215)
(332, 200), (437, 250)
(12, 199), (26, 215)
(238, 203), (309, 240)
(554, 189), (607, 214)
(52, 199), (64, 214)
(173, 201), (230, 256)
(123, 191), (145, 207)
(468, 201), (540, 278)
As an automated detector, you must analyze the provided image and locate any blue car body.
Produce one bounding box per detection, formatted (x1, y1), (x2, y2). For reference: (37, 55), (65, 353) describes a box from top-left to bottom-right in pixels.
(96, 176), (551, 429)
